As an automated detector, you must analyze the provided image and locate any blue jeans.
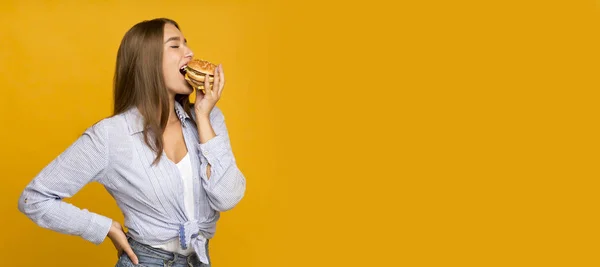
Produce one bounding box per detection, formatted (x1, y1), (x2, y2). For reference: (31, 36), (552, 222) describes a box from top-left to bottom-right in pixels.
(115, 236), (210, 267)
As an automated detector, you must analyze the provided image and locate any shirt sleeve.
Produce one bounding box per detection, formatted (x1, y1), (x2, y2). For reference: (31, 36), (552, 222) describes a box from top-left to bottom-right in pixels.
(196, 106), (246, 211)
(17, 120), (113, 245)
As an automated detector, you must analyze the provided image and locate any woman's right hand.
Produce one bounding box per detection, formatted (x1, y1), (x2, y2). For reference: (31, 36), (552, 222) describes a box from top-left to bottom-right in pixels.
(107, 220), (139, 265)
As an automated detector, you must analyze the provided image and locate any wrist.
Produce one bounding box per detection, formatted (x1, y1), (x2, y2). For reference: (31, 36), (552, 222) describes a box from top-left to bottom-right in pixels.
(194, 112), (210, 122)
(108, 221), (120, 236)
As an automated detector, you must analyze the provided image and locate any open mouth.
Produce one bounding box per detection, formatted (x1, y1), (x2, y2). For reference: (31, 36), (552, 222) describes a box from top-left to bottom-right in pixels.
(179, 65), (187, 76)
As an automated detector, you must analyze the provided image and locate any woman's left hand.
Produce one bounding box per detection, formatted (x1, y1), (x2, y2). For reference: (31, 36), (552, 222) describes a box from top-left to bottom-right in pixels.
(194, 64), (224, 119)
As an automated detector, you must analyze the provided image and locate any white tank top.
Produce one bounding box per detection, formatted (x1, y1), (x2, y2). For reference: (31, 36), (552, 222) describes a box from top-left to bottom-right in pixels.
(151, 152), (196, 255)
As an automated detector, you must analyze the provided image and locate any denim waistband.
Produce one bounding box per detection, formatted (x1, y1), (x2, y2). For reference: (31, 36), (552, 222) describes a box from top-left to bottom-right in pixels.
(127, 235), (200, 265)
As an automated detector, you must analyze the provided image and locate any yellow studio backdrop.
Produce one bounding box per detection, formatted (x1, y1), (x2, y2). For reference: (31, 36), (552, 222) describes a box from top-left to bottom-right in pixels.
(1, 1), (600, 266)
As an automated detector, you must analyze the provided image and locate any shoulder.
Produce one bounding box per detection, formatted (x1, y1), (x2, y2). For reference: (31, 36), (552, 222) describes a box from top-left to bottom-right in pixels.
(99, 112), (130, 131)
(85, 111), (132, 140)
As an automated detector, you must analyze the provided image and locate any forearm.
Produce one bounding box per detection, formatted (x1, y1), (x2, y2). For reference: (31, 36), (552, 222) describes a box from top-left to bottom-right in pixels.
(18, 190), (112, 244)
(196, 114), (216, 178)
(196, 114), (216, 144)
(195, 107), (246, 210)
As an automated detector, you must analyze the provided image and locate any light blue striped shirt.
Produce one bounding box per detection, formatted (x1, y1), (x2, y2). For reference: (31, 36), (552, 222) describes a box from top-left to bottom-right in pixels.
(17, 102), (246, 264)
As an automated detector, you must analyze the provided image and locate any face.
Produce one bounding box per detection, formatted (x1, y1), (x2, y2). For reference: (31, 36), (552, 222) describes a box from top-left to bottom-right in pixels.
(162, 23), (194, 96)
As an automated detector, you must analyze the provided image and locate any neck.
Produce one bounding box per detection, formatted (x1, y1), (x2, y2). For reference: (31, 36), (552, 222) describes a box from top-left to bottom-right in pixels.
(167, 93), (179, 124)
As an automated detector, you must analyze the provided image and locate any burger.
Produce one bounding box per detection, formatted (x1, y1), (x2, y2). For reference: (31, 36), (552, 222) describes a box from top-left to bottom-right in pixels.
(180, 58), (217, 93)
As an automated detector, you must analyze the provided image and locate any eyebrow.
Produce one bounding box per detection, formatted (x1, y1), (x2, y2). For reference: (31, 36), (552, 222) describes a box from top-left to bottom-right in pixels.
(164, 37), (187, 44)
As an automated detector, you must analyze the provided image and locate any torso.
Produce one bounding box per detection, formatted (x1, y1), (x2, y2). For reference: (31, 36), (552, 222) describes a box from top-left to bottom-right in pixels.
(87, 104), (223, 258)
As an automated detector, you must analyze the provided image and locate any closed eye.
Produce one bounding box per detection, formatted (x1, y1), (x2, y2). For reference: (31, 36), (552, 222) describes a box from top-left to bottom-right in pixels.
(170, 46), (180, 48)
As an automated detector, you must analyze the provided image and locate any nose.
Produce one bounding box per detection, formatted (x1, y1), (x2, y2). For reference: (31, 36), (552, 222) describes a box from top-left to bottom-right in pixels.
(184, 46), (194, 59)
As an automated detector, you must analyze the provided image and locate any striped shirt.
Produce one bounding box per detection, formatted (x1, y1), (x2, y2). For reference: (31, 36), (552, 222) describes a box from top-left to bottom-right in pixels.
(17, 101), (246, 264)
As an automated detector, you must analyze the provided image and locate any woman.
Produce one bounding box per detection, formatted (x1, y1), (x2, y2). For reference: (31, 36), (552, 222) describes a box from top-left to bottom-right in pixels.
(17, 18), (246, 267)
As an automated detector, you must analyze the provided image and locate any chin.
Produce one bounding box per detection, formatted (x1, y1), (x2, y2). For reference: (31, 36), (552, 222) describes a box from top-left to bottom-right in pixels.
(169, 87), (193, 97)
(177, 90), (193, 96)
(184, 85), (194, 94)
(176, 84), (194, 94)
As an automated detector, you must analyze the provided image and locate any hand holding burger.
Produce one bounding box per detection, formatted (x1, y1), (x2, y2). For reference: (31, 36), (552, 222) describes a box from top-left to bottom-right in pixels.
(180, 58), (225, 118)
(180, 58), (217, 93)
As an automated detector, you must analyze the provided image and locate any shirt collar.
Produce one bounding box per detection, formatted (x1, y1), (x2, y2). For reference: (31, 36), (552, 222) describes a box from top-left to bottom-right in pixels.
(125, 101), (190, 135)
(174, 100), (190, 122)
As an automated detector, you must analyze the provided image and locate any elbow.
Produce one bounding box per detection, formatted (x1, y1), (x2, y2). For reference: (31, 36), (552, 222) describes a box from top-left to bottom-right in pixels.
(209, 179), (246, 212)
(211, 199), (242, 212)
(210, 188), (245, 212)
(17, 190), (37, 220)
(17, 192), (27, 215)
(17, 189), (53, 223)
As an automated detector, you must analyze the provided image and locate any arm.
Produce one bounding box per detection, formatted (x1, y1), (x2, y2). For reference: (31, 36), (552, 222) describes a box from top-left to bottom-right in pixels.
(196, 106), (246, 211)
(17, 120), (113, 245)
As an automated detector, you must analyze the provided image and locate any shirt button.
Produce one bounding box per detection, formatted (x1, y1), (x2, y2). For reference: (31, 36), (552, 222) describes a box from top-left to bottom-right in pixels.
(203, 151), (209, 156)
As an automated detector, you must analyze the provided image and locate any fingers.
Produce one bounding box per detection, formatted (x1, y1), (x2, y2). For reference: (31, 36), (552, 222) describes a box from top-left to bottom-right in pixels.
(122, 244), (139, 265)
(212, 67), (220, 97)
(217, 65), (225, 97)
(195, 85), (205, 103)
(204, 72), (213, 96)
(108, 221), (138, 264)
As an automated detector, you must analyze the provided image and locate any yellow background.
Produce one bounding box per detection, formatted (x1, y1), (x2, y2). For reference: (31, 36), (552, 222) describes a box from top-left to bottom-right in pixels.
(1, 1), (599, 266)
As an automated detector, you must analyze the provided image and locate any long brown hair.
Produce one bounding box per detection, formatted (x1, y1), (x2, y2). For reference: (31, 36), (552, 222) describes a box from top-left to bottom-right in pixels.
(113, 18), (194, 165)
